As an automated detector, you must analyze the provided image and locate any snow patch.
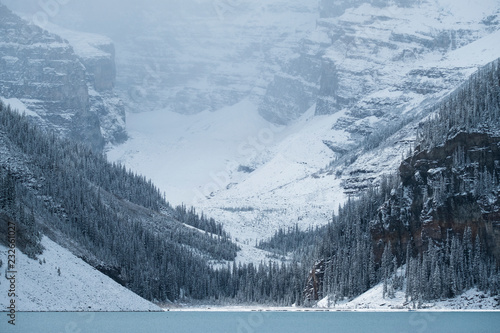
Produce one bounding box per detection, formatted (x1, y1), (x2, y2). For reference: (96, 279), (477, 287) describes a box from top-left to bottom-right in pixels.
(0, 97), (41, 119)
(42, 23), (113, 60)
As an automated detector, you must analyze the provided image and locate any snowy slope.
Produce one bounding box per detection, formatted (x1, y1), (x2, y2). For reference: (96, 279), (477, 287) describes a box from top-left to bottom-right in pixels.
(317, 284), (500, 310)
(108, 101), (348, 243)
(317, 265), (500, 310)
(0, 237), (160, 311)
(108, 99), (272, 207)
(146, 24), (500, 244)
(194, 106), (350, 242)
(0, 97), (42, 120)
(109, 0), (500, 253)
(198, 1), (500, 242)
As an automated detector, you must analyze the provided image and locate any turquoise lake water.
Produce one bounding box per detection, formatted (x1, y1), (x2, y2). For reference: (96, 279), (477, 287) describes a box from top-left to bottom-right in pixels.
(2, 311), (500, 333)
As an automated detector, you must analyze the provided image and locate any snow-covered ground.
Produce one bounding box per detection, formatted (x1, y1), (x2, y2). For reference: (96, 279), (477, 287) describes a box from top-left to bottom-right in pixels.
(317, 285), (500, 311)
(108, 99), (274, 207)
(0, 236), (160, 311)
(0, 97), (42, 120)
(196, 106), (349, 243)
(108, 101), (349, 245)
(317, 268), (500, 311)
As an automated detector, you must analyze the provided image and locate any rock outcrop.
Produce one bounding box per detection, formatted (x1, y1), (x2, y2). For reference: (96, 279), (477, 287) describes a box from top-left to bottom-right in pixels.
(371, 131), (500, 262)
(260, 0), (499, 131)
(0, 4), (126, 150)
(259, 53), (322, 124)
(48, 26), (127, 145)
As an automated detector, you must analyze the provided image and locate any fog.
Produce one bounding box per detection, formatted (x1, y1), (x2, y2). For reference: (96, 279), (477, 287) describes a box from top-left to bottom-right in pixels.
(2, 0), (317, 114)
(1, 0), (237, 43)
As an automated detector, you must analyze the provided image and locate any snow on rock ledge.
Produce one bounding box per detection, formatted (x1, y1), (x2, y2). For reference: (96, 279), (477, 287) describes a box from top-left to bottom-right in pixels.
(0, 237), (160, 311)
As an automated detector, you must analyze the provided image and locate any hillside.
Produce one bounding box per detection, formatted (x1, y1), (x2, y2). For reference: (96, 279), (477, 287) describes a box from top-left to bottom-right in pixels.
(304, 58), (500, 308)
(0, 237), (160, 311)
(0, 100), (242, 307)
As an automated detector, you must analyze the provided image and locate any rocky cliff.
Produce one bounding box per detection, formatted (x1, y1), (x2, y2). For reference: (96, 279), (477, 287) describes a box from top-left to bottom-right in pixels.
(0, 4), (126, 150)
(45, 25), (127, 145)
(370, 55), (500, 261)
(259, 0), (500, 134)
(375, 131), (500, 260)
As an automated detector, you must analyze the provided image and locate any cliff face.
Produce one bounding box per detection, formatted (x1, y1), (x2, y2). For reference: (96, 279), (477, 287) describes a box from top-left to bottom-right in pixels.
(48, 26), (127, 145)
(259, 53), (323, 124)
(259, 0), (499, 133)
(372, 132), (500, 262)
(99, 0), (319, 115)
(80, 42), (116, 92)
(0, 5), (126, 149)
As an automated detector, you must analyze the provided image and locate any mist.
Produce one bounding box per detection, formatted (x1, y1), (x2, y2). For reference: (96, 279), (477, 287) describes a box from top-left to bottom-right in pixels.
(2, 0), (223, 36)
(2, 0), (317, 114)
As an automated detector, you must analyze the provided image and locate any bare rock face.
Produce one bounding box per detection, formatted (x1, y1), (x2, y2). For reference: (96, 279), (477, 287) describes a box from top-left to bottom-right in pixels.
(372, 132), (500, 262)
(49, 26), (127, 145)
(53, 27), (117, 93)
(303, 259), (328, 302)
(315, 59), (341, 116)
(0, 4), (126, 150)
(260, 0), (499, 129)
(81, 43), (116, 92)
(259, 54), (322, 124)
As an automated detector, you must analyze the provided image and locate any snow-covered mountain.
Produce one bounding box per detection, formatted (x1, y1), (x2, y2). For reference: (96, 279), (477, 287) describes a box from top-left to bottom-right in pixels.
(107, 0), (500, 246)
(2, 0), (500, 310)
(114, 0), (319, 114)
(3, 0), (318, 114)
(9, 0), (497, 254)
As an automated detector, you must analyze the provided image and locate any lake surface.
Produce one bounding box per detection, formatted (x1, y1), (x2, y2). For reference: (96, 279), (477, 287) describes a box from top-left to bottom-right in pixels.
(2, 311), (500, 333)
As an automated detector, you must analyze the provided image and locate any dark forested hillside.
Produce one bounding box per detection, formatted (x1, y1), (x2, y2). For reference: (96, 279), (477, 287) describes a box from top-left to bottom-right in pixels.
(0, 102), (240, 301)
(308, 58), (500, 306)
(0, 102), (312, 305)
(257, 224), (325, 257)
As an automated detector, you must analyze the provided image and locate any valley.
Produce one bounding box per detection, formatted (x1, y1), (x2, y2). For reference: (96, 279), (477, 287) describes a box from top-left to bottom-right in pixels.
(1, 0), (500, 312)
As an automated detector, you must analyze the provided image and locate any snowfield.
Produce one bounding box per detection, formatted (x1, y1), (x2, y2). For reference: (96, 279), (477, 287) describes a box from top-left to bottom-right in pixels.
(108, 102), (349, 245)
(0, 237), (160, 311)
(108, 99), (273, 208)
